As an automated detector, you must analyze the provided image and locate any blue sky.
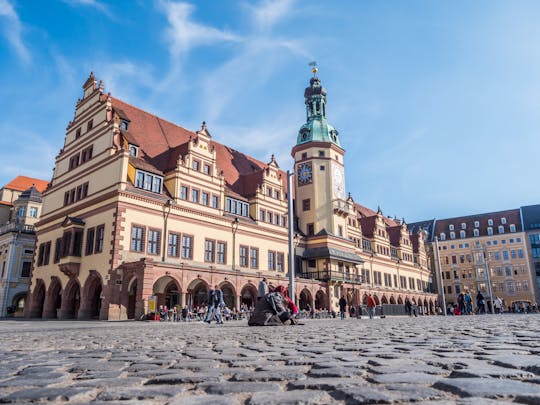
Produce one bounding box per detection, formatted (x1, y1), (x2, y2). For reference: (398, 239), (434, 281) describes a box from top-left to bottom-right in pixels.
(1, 0), (540, 222)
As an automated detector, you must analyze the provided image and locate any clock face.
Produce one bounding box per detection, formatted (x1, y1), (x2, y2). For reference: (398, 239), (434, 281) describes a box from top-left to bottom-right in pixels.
(297, 162), (313, 185)
(332, 163), (345, 199)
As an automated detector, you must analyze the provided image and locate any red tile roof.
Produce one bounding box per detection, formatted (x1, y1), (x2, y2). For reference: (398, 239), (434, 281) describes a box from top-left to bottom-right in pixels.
(111, 97), (286, 196)
(3, 176), (48, 193)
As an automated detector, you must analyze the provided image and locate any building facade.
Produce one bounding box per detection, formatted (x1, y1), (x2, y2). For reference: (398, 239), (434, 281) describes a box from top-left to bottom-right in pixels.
(411, 209), (538, 313)
(520, 204), (540, 304)
(0, 177), (47, 317)
(25, 72), (436, 320)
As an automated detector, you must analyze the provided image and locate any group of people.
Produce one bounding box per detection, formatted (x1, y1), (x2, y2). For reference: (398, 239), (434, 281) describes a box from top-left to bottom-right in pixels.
(248, 278), (300, 326)
(339, 293), (378, 319)
(449, 291), (505, 315)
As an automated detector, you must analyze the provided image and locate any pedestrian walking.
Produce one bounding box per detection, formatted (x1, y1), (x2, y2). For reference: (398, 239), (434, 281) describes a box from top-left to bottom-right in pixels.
(339, 296), (347, 320)
(475, 291), (485, 314)
(258, 278), (268, 302)
(366, 294), (376, 319)
(405, 298), (412, 316)
(204, 284), (225, 324)
(494, 296), (503, 314)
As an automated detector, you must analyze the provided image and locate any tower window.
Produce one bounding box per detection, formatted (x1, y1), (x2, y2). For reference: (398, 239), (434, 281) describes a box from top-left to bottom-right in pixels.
(307, 223), (314, 236)
(302, 152), (307, 160)
(302, 199), (311, 211)
(320, 165), (325, 171)
(318, 150), (325, 157)
(87, 119), (93, 131)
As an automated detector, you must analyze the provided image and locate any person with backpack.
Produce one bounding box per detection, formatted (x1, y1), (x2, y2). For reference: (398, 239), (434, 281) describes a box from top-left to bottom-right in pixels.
(204, 284), (225, 324)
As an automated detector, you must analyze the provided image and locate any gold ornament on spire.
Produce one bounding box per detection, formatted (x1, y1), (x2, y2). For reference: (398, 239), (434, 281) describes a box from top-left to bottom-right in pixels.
(308, 61), (318, 76)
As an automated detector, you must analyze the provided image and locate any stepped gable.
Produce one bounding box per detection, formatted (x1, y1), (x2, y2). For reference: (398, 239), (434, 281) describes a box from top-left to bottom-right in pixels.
(110, 97), (286, 197)
(4, 176), (49, 193)
(433, 208), (522, 238)
(355, 202), (400, 238)
(410, 233), (420, 252)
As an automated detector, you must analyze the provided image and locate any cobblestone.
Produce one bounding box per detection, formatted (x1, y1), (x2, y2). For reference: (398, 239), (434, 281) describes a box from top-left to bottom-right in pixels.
(0, 315), (539, 403)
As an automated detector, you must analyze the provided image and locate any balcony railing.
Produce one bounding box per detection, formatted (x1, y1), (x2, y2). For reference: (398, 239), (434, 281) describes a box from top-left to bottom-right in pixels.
(300, 270), (363, 285)
(332, 199), (351, 215)
(0, 223), (35, 236)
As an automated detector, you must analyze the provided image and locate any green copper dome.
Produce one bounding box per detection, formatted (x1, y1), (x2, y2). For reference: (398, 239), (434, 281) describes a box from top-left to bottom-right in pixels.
(296, 75), (341, 147)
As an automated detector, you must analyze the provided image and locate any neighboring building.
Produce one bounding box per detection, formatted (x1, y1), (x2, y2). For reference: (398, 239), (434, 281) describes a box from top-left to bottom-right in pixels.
(25, 72), (436, 320)
(0, 177), (47, 317)
(520, 204), (540, 305)
(411, 208), (538, 312)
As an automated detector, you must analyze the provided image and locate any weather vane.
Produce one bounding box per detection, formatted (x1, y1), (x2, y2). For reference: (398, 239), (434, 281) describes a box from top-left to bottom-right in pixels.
(309, 61), (318, 76)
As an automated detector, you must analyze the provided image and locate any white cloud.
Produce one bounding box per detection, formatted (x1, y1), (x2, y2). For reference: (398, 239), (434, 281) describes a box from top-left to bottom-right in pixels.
(0, 0), (30, 64)
(159, 1), (239, 58)
(62, 0), (113, 18)
(248, 0), (295, 31)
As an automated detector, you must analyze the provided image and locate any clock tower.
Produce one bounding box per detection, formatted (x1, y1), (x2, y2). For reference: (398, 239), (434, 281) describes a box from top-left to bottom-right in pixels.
(292, 69), (348, 239)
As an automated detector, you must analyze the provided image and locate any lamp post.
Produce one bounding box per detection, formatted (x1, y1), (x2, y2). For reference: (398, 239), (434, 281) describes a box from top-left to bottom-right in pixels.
(162, 199), (172, 262)
(287, 170), (296, 304)
(434, 237), (448, 316)
(231, 217), (239, 271)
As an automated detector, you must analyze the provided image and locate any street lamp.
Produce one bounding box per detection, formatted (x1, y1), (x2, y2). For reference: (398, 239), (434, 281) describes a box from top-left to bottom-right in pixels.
(434, 237), (448, 316)
(162, 199), (172, 262)
(231, 217), (239, 271)
(287, 170), (296, 305)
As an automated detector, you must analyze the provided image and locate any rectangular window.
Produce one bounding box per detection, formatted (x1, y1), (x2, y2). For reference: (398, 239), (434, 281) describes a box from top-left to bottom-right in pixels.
(259, 209), (265, 221)
(147, 229), (160, 255)
(54, 238), (62, 263)
(95, 225), (105, 253)
(180, 186), (188, 200)
(205, 239), (215, 262)
(62, 231), (72, 257)
(307, 223), (314, 236)
(29, 207), (38, 218)
(211, 195), (219, 209)
(72, 229), (83, 257)
(168, 233), (179, 257)
(131, 226), (144, 252)
(181, 235), (193, 259)
(87, 119), (93, 131)
(37, 244), (45, 266)
(201, 192), (209, 206)
(518, 249), (524, 258)
(203, 164), (211, 175)
(192, 159), (200, 171)
(302, 199), (310, 211)
(43, 242), (51, 266)
(268, 251), (276, 270)
(191, 189), (199, 203)
(217, 242), (226, 264)
(239, 245), (248, 267)
(250, 247), (259, 269)
(503, 251), (509, 260)
(85, 227), (95, 255)
(21, 262), (32, 278)
(277, 252), (284, 272)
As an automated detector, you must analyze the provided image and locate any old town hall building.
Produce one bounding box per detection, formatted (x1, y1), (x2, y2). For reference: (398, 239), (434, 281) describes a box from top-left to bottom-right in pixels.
(25, 72), (436, 320)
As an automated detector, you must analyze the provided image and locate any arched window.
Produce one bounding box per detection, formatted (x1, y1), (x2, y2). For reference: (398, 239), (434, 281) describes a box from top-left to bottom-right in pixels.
(501, 217), (507, 224)
(498, 225), (505, 234)
(474, 221), (479, 228)
(440, 233), (446, 241)
(487, 227), (493, 236)
(450, 232), (456, 239)
(449, 224), (454, 231)
(460, 230), (466, 238)
(473, 229), (479, 237)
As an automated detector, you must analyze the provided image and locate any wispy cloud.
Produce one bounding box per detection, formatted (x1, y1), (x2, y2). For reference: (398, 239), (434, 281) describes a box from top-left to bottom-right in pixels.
(159, 1), (239, 59)
(247, 0), (295, 31)
(62, 0), (113, 18)
(0, 0), (30, 64)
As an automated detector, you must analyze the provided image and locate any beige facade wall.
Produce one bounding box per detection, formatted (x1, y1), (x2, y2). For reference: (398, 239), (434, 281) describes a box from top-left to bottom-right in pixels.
(435, 232), (536, 310)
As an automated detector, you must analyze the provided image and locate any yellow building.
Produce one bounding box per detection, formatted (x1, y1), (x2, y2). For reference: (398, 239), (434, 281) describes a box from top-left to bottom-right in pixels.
(415, 209), (538, 313)
(25, 72), (436, 320)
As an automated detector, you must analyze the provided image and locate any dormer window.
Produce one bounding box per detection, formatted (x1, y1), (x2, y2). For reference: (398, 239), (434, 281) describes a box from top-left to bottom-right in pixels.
(461, 223), (466, 229)
(498, 225), (505, 234)
(509, 224), (516, 233)
(129, 145), (138, 157)
(487, 227), (493, 236)
(474, 229), (479, 237)
(449, 224), (454, 231)
(501, 217), (507, 224)
(450, 231), (456, 239)
(225, 197), (249, 217)
(460, 230), (466, 238)
(440, 233), (446, 241)
(135, 169), (163, 193)
(488, 219), (493, 226)
(474, 221), (479, 228)
(120, 120), (129, 130)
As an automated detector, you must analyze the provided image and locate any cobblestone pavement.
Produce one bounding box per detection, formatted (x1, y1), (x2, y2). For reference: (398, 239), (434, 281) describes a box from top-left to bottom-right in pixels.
(1, 315), (539, 404)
